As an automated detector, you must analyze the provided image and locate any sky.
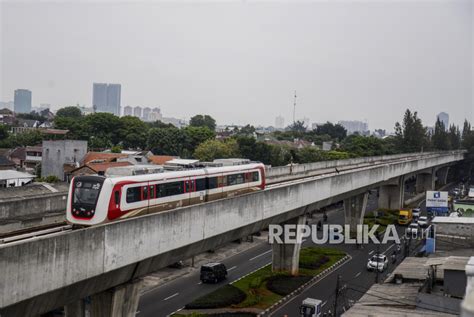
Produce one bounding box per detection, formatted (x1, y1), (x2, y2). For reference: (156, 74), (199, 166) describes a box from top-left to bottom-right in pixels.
(1, 0), (473, 131)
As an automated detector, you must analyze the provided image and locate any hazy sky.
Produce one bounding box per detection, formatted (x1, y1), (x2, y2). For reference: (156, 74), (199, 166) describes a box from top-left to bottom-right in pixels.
(1, 0), (473, 131)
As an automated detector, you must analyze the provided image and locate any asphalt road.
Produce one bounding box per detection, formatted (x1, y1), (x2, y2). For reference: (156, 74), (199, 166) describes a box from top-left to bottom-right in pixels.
(137, 190), (422, 317)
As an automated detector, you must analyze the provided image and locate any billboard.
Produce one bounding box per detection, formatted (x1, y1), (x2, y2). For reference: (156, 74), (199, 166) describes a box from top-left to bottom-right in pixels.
(426, 191), (449, 216)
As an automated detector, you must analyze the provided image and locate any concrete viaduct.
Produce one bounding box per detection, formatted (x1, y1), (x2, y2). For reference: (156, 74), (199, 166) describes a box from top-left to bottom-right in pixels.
(0, 151), (466, 317)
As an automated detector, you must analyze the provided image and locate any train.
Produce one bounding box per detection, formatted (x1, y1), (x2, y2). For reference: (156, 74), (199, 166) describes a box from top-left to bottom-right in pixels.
(66, 163), (266, 225)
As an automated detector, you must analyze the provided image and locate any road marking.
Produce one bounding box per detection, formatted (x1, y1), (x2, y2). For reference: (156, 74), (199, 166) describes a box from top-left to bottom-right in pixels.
(197, 282), (202, 285)
(228, 266), (237, 271)
(249, 249), (271, 261)
(354, 272), (361, 278)
(166, 306), (184, 317)
(368, 250), (374, 255)
(322, 300), (327, 307)
(163, 293), (179, 301)
(382, 243), (396, 255)
(135, 311), (140, 315)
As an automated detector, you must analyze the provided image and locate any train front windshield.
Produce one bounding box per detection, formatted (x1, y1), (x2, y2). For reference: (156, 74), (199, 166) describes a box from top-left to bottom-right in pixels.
(71, 177), (104, 218)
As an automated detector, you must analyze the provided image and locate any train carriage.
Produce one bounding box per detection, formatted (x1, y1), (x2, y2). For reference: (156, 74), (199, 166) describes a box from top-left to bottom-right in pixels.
(67, 163), (265, 226)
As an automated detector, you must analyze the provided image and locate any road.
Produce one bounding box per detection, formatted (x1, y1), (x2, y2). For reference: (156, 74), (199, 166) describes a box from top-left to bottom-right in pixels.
(137, 191), (420, 317)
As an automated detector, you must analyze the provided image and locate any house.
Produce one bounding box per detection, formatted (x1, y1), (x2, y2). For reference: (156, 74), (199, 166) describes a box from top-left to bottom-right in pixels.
(147, 155), (176, 165)
(42, 140), (88, 181)
(24, 146), (42, 170)
(0, 155), (16, 170)
(70, 161), (132, 177)
(0, 170), (35, 187)
(8, 147), (25, 168)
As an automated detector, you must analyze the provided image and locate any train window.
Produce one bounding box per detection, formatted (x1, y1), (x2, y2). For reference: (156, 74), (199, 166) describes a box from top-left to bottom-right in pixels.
(114, 191), (120, 205)
(218, 175), (226, 187)
(252, 171), (259, 182)
(126, 187), (141, 203)
(208, 177), (218, 189)
(149, 185), (155, 199)
(195, 178), (206, 191)
(143, 186), (148, 200)
(157, 181), (184, 197)
(185, 181), (192, 192)
(227, 173), (245, 186)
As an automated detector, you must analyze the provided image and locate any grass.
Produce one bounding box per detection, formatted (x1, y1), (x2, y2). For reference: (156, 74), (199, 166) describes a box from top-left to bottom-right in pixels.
(179, 246), (346, 316)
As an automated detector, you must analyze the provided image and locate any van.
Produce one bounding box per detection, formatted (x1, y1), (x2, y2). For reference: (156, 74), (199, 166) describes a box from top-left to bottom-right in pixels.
(200, 263), (227, 283)
(398, 209), (413, 225)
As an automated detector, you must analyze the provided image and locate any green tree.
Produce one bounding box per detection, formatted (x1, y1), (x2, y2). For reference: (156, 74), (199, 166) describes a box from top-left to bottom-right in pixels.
(146, 120), (175, 129)
(394, 109), (428, 152)
(118, 116), (149, 149)
(53, 116), (88, 139)
(340, 135), (391, 156)
(193, 139), (239, 161)
(287, 120), (307, 133)
(56, 106), (83, 118)
(147, 127), (185, 155)
(314, 122), (347, 141)
(182, 126), (216, 157)
(431, 118), (450, 150)
(462, 119), (472, 143)
(448, 124), (461, 150)
(236, 125), (256, 136)
(84, 112), (122, 145)
(190, 114), (216, 131)
(0, 125), (9, 141)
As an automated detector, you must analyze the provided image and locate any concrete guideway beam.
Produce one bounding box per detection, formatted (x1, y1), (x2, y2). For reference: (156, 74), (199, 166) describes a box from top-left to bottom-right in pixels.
(416, 169), (435, 193)
(378, 176), (405, 210)
(436, 166), (450, 186)
(272, 215), (307, 276)
(344, 192), (368, 234)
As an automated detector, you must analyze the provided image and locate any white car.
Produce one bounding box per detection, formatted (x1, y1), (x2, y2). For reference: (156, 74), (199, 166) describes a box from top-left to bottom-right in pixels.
(418, 216), (429, 228)
(407, 223), (419, 237)
(367, 255), (388, 272)
(412, 208), (421, 220)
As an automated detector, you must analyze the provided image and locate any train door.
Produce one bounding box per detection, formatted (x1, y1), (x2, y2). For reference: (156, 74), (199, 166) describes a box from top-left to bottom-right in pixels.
(184, 178), (194, 206)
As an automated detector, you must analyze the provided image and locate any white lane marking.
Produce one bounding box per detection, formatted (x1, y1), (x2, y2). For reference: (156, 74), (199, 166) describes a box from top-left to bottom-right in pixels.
(382, 243), (396, 255)
(228, 266), (237, 271)
(355, 272), (361, 278)
(322, 300), (327, 307)
(166, 306), (184, 317)
(249, 249), (271, 261)
(163, 293), (179, 301)
(135, 311), (140, 315)
(368, 250), (374, 255)
(197, 282), (202, 285)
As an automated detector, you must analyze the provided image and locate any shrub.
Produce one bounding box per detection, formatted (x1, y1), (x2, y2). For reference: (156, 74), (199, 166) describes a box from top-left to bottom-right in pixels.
(300, 255), (330, 270)
(185, 285), (246, 309)
(266, 275), (312, 296)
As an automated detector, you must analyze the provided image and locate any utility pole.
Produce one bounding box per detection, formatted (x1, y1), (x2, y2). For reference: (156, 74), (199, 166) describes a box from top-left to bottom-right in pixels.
(333, 274), (341, 317)
(293, 90), (297, 124)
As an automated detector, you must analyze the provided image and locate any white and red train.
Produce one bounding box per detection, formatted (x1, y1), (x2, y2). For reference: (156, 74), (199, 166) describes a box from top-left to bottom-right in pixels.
(66, 163), (266, 225)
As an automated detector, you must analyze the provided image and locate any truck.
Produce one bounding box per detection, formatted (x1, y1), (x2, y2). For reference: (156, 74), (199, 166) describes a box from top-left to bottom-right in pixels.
(300, 298), (322, 317)
(398, 209), (413, 225)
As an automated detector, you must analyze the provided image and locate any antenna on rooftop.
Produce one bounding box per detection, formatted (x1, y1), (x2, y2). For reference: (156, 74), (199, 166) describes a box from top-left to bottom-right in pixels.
(293, 90), (297, 124)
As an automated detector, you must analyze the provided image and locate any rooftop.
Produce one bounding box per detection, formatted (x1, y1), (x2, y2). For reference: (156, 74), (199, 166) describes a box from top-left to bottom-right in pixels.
(81, 152), (129, 165)
(0, 170), (35, 181)
(148, 155), (176, 165)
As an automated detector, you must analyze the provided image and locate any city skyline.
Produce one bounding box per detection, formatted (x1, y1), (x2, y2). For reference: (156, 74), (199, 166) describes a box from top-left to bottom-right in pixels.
(1, 1), (473, 130)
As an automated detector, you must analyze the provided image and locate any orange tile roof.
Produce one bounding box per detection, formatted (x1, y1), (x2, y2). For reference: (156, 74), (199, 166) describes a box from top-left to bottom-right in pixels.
(148, 155), (176, 165)
(81, 152), (129, 164)
(86, 161), (132, 173)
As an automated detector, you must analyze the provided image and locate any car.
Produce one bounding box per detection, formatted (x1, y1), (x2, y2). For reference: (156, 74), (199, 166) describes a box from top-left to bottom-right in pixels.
(200, 262), (227, 283)
(367, 255), (388, 272)
(406, 223), (419, 237)
(452, 188), (461, 196)
(412, 208), (421, 220)
(418, 216), (429, 228)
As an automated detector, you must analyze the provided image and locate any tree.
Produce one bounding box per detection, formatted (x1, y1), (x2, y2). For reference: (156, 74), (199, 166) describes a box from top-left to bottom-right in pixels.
(56, 106), (83, 118)
(147, 127), (185, 156)
(448, 124), (461, 150)
(314, 122), (347, 140)
(83, 112), (122, 145)
(118, 116), (149, 149)
(53, 116), (88, 140)
(287, 120), (307, 133)
(236, 124), (256, 136)
(16, 112), (47, 122)
(193, 139), (239, 161)
(146, 120), (175, 129)
(182, 126), (215, 157)
(431, 118), (450, 150)
(0, 125), (9, 141)
(340, 135), (391, 156)
(190, 114), (216, 131)
(462, 119), (472, 143)
(394, 109), (428, 153)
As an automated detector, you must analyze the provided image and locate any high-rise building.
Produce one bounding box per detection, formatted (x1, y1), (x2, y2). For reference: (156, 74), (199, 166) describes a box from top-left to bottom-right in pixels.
(338, 120), (368, 134)
(133, 106), (142, 118)
(92, 83), (121, 116)
(149, 108), (162, 122)
(142, 107), (152, 121)
(275, 116), (285, 129)
(123, 106), (133, 116)
(437, 112), (449, 130)
(14, 89), (32, 113)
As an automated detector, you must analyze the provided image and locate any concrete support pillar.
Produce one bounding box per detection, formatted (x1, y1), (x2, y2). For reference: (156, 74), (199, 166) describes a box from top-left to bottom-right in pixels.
(416, 172), (434, 193)
(378, 177), (405, 210)
(64, 299), (86, 317)
(90, 279), (142, 317)
(461, 257), (474, 316)
(272, 215), (306, 276)
(436, 166), (450, 187)
(344, 192), (368, 234)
